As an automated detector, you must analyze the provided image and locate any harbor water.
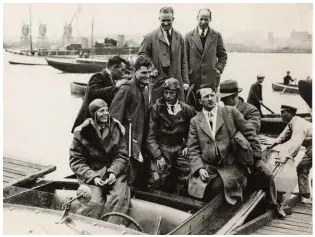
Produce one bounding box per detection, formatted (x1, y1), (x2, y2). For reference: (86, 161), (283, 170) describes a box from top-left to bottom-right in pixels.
(3, 52), (312, 179)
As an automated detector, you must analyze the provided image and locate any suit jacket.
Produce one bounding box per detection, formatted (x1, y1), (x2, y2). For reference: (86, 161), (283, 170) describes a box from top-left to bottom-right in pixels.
(185, 27), (227, 91)
(110, 77), (149, 159)
(138, 27), (189, 102)
(237, 97), (261, 133)
(187, 106), (262, 204)
(72, 70), (118, 133)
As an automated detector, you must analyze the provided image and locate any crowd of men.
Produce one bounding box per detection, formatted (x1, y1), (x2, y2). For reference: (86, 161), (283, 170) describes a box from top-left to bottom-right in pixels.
(69, 6), (312, 225)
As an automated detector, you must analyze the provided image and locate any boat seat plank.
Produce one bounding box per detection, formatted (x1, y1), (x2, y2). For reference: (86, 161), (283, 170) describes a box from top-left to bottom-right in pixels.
(4, 161), (39, 173)
(4, 157), (47, 170)
(252, 229), (286, 235)
(286, 213), (313, 221)
(267, 221), (312, 233)
(273, 219), (312, 228)
(292, 209), (313, 216)
(3, 167), (29, 176)
(261, 225), (310, 235)
(3, 157), (56, 189)
(3, 171), (25, 179)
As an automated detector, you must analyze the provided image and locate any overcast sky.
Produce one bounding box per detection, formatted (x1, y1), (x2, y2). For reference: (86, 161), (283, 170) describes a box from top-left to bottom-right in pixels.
(3, 3), (313, 40)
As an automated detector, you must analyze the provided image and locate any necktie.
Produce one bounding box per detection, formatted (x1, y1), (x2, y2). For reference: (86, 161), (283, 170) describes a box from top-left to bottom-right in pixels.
(166, 30), (172, 45)
(201, 29), (205, 38)
(208, 113), (213, 130)
(171, 105), (175, 113)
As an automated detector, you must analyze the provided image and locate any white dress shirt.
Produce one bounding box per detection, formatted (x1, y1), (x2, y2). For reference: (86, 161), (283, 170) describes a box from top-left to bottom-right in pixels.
(203, 105), (218, 138)
(162, 28), (172, 46)
(166, 100), (182, 115)
(198, 27), (208, 37)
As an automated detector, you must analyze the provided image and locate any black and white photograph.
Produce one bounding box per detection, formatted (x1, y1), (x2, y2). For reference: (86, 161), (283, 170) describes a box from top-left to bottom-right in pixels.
(2, 2), (313, 235)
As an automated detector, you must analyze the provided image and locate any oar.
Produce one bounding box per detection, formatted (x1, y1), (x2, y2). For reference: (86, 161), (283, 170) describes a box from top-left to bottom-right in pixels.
(261, 103), (275, 114)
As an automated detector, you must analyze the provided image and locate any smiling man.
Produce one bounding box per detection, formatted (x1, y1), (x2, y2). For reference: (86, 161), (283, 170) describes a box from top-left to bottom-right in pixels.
(110, 55), (152, 187)
(147, 78), (194, 194)
(185, 8), (227, 104)
(138, 6), (189, 104)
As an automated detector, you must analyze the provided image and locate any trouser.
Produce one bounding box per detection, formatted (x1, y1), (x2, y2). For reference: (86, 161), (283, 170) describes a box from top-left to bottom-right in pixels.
(76, 174), (131, 225)
(247, 162), (278, 205)
(149, 144), (190, 194)
(297, 146), (312, 198)
(128, 156), (149, 188)
(203, 175), (224, 202)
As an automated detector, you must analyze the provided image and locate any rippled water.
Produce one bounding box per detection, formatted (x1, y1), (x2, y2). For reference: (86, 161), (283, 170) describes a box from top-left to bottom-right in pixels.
(3, 52), (312, 179)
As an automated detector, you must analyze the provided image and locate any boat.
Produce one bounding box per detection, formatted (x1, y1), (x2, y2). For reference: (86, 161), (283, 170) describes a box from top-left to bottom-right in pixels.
(272, 82), (299, 94)
(70, 81), (87, 95)
(46, 57), (107, 73)
(3, 132), (302, 235)
(260, 112), (311, 134)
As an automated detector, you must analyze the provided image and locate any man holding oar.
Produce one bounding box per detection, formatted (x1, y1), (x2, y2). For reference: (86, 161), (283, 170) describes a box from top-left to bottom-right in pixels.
(247, 74), (265, 117)
(268, 105), (312, 205)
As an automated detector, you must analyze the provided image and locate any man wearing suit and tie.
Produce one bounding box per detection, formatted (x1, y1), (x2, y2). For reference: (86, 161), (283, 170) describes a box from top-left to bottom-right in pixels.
(138, 6), (189, 104)
(185, 8), (227, 108)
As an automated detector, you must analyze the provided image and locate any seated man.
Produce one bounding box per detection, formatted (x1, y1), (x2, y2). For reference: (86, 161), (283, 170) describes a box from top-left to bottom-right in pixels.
(268, 105), (312, 204)
(220, 80), (286, 217)
(187, 84), (263, 206)
(70, 99), (130, 224)
(147, 78), (195, 194)
(283, 71), (295, 86)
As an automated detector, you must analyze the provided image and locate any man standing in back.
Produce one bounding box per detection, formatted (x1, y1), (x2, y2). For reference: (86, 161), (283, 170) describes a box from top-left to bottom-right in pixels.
(185, 8), (227, 105)
(72, 56), (128, 133)
(247, 74), (265, 117)
(138, 6), (189, 104)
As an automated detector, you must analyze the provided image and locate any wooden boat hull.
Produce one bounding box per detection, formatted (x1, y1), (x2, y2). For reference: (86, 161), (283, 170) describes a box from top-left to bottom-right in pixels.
(46, 58), (106, 73)
(261, 113), (311, 134)
(8, 53), (48, 65)
(70, 82), (87, 96)
(272, 82), (299, 94)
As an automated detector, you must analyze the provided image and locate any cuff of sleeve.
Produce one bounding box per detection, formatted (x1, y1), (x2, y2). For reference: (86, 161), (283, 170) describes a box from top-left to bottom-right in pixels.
(253, 151), (262, 160)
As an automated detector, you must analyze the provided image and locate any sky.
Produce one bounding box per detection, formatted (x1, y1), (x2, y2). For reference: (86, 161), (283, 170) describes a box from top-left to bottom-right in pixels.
(3, 3), (313, 41)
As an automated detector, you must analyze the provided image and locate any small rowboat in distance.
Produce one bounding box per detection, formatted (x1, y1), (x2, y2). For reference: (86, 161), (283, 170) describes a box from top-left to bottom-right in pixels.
(272, 82), (299, 94)
(70, 82), (87, 96)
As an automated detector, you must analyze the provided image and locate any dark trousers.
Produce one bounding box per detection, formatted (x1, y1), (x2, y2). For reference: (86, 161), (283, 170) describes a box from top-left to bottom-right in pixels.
(247, 162), (278, 205)
(297, 146), (312, 198)
(148, 144), (190, 194)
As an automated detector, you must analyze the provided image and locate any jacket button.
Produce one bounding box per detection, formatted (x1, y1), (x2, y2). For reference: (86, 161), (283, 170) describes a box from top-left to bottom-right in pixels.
(207, 141), (210, 144)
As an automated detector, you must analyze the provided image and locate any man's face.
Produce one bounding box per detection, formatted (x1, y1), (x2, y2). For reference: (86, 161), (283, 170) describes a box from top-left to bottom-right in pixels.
(280, 110), (292, 123)
(159, 12), (174, 31)
(96, 106), (109, 124)
(199, 88), (217, 111)
(135, 66), (151, 86)
(112, 62), (126, 80)
(164, 89), (177, 104)
(258, 78), (264, 84)
(221, 95), (236, 106)
(197, 10), (211, 30)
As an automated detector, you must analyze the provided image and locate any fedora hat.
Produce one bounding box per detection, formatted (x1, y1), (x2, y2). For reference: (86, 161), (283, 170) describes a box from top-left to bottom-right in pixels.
(219, 80), (243, 98)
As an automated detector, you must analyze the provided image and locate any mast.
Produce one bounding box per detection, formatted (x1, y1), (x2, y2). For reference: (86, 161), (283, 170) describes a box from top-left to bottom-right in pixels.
(91, 16), (94, 56)
(29, 4), (33, 52)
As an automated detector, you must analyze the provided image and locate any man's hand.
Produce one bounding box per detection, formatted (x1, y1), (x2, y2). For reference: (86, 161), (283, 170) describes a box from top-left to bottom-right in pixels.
(254, 159), (265, 172)
(199, 168), (209, 181)
(275, 156), (289, 164)
(104, 173), (116, 185)
(94, 177), (106, 186)
(157, 157), (166, 171)
(116, 79), (128, 87)
(182, 147), (188, 157)
(183, 83), (189, 91)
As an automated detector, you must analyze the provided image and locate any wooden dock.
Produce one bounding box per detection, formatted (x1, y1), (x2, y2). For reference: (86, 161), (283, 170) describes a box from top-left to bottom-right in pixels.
(3, 157), (56, 189)
(250, 203), (312, 235)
